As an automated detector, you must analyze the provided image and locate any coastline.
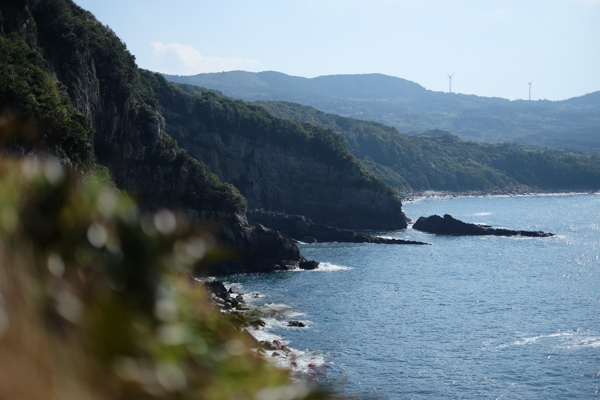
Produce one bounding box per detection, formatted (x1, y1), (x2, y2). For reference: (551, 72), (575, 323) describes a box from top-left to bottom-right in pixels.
(400, 188), (600, 203)
(201, 277), (327, 376)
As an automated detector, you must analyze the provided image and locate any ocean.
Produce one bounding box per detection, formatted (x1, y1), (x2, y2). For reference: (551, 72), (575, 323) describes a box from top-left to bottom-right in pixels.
(223, 194), (600, 399)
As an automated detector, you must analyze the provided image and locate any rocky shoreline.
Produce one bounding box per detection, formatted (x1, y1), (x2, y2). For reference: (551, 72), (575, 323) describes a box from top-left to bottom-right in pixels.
(203, 280), (315, 368)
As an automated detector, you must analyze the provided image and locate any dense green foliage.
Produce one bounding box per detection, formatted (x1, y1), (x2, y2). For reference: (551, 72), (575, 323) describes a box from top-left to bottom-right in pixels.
(30, 0), (160, 128)
(147, 74), (396, 197)
(165, 71), (600, 153)
(256, 101), (600, 192)
(149, 133), (247, 215)
(0, 33), (95, 168)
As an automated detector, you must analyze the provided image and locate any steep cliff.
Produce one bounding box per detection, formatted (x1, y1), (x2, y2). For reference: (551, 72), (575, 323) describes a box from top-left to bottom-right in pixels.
(144, 73), (408, 230)
(0, 0), (246, 216)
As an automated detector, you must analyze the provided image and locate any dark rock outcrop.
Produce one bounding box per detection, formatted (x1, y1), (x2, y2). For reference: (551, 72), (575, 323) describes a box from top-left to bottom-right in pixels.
(204, 281), (241, 310)
(200, 215), (320, 275)
(299, 260), (319, 270)
(248, 210), (429, 245)
(413, 214), (554, 237)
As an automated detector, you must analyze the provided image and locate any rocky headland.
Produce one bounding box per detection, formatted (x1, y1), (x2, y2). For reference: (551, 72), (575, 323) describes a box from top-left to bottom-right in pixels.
(202, 216), (320, 276)
(248, 210), (429, 245)
(413, 214), (554, 237)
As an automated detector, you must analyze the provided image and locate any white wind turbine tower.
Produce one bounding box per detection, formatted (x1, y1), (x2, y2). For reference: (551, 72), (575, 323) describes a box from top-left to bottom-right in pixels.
(528, 78), (533, 101)
(447, 72), (455, 93)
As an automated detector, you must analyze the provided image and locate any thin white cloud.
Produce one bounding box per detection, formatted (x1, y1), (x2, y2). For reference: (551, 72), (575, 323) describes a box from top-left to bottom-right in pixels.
(150, 42), (261, 75)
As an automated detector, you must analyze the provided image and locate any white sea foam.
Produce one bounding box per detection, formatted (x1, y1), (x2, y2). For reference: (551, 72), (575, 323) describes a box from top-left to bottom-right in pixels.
(497, 330), (600, 350)
(220, 284), (326, 375)
(314, 262), (353, 272)
(247, 318), (325, 374)
(290, 262), (353, 272)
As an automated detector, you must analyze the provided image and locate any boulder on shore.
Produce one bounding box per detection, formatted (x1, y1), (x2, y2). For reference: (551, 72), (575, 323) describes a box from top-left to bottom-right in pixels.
(413, 214), (554, 237)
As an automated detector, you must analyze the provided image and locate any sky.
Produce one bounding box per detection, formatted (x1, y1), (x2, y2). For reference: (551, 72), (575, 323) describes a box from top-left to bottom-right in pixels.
(72, 0), (600, 101)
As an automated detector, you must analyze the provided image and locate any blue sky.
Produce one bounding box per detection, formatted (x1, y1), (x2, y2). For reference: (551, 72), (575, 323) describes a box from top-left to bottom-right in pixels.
(73, 0), (600, 101)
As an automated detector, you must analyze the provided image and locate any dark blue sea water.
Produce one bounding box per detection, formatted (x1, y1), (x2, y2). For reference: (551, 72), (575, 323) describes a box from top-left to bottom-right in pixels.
(225, 194), (600, 399)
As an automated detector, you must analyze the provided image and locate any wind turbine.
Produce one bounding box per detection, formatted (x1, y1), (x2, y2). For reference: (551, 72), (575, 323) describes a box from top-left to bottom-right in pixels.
(527, 78), (533, 101)
(447, 72), (455, 93)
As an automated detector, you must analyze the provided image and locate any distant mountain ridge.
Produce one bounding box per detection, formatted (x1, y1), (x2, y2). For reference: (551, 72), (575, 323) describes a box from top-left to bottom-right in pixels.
(164, 71), (600, 153)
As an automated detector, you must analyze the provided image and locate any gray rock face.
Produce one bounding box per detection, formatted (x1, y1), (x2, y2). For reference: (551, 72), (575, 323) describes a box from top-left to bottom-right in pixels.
(166, 122), (406, 230)
(413, 214), (554, 237)
(201, 217), (317, 276)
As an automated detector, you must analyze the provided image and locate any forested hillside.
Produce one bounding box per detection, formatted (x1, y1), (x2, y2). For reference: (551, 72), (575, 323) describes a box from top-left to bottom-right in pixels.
(165, 71), (600, 153)
(0, 0), (246, 215)
(144, 75), (406, 229)
(255, 101), (600, 193)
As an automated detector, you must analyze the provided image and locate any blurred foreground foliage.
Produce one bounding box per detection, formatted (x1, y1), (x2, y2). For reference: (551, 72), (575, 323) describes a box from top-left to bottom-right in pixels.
(0, 158), (328, 400)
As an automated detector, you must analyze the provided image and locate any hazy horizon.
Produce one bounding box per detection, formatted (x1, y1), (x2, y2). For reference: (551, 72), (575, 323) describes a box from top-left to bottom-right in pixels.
(162, 69), (600, 102)
(73, 0), (600, 102)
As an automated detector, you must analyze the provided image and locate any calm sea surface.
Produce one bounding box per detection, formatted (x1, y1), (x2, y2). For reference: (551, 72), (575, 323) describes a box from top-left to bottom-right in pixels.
(224, 194), (600, 399)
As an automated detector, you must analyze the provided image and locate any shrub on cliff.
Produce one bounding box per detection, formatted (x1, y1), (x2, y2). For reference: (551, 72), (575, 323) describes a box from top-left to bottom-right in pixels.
(0, 32), (96, 169)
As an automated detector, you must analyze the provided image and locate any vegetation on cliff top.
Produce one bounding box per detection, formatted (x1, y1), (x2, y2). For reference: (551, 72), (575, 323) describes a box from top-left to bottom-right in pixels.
(148, 133), (248, 215)
(256, 101), (600, 193)
(0, 32), (95, 168)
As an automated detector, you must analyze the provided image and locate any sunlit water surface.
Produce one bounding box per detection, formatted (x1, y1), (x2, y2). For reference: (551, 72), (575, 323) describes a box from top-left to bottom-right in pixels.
(223, 194), (600, 399)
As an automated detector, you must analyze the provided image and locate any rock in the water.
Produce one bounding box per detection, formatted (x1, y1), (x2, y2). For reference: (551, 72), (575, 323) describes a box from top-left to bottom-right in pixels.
(299, 260), (319, 270)
(272, 340), (291, 354)
(413, 214), (554, 237)
(229, 286), (244, 296)
(288, 321), (306, 327)
(258, 340), (277, 351)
